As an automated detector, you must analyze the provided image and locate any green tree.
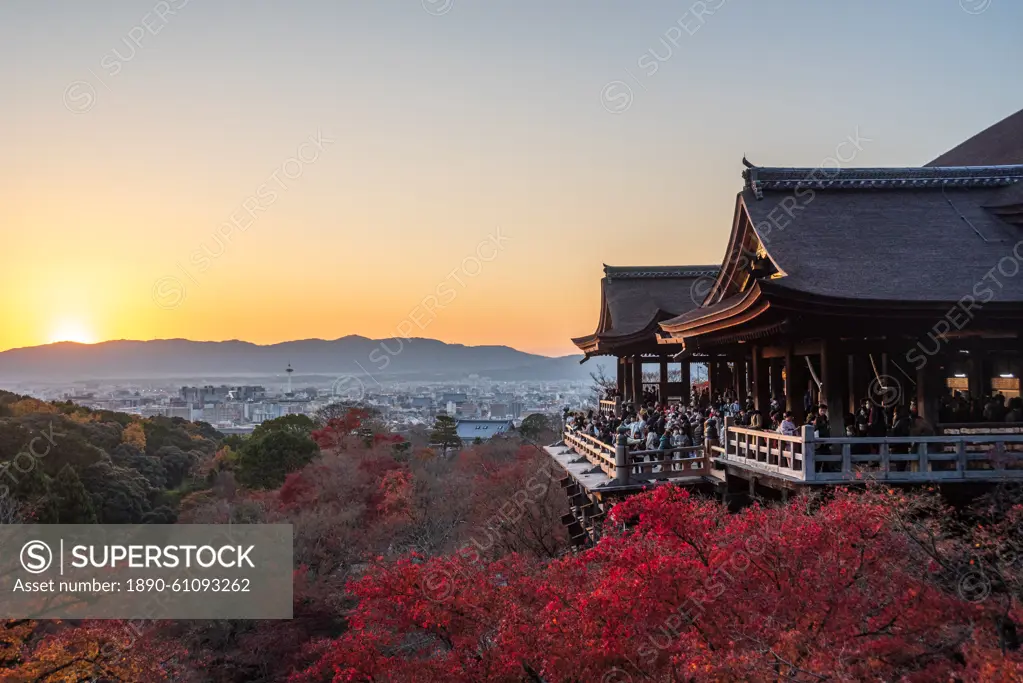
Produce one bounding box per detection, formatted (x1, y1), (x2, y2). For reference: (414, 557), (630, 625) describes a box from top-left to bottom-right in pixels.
(251, 414), (315, 439)
(429, 415), (461, 449)
(150, 445), (198, 489)
(4, 463), (57, 523)
(143, 505), (177, 524)
(519, 414), (553, 442)
(80, 461), (152, 523)
(52, 466), (97, 524)
(235, 430), (319, 489)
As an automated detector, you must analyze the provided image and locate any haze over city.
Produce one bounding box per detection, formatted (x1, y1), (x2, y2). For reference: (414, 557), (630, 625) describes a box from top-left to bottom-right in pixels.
(3, 0), (1021, 356)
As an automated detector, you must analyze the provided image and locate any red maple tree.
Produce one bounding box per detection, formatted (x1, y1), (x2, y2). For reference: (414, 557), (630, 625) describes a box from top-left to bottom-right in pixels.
(290, 486), (1023, 682)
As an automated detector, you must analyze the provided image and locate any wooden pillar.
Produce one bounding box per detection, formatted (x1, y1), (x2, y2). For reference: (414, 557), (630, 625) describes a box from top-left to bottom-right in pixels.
(968, 352), (987, 399)
(752, 345), (770, 412)
(784, 345), (796, 415)
(769, 358), (784, 407)
(787, 345), (811, 421)
(659, 359), (668, 405)
(821, 339), (846, 425)
(847, 354), (857, 414)
(708, 359), (719, 400)
(631, 355), (643, 406)
(680, 361), (691, 406)
(736, 356), (748, 403)
(916, 360), (941, 426)
(616, 356), (626, 401)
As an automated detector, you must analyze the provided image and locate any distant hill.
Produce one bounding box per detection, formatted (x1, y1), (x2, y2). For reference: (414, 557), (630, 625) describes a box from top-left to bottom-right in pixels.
(0, 337), (614, 383)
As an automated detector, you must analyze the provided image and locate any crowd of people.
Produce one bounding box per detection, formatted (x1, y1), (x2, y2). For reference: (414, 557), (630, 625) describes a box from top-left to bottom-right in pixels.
(939, 392), (1023, 423)
(569, 385), (1023, 479)
(573, 387), (1023, 453)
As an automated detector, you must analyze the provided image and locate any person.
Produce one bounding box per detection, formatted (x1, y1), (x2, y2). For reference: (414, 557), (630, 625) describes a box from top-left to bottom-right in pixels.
(868, 401), (887, 438)
(1006, 397), (1023, 423)
(984, 395), (1007, 422)
(813, 404), (830, 455)
(750, 410), (763, 430)
(890, 405), (913, 465)
(855, 399), (871, 438)
(629, 416), (644, 440)
(645, 428), (659, 451)
(704, 410), (719, 447)
(777, 411), (798, 436)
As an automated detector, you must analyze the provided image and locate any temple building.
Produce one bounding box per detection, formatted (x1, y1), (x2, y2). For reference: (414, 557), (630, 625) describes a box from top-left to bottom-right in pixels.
(550, 107), (1023, 544)
(660, 160), (1023, 426)
(571, 265), (718, 411)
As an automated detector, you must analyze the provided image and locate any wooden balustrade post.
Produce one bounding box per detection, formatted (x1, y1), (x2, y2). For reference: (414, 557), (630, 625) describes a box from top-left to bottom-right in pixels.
(800, 424), (815, 481)
(721, 416), (733, 460)
(615, 426), (630, 486)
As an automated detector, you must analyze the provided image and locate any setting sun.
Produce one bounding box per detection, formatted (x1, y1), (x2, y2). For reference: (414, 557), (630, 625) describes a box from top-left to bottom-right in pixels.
(48, 320), (95, 345)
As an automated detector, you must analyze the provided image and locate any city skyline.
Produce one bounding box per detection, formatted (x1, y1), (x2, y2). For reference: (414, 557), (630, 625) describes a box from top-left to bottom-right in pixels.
(2, 0), (1020, 356)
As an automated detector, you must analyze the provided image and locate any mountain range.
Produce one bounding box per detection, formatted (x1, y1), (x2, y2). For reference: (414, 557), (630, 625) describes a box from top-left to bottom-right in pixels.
(0, 337), (614, 383)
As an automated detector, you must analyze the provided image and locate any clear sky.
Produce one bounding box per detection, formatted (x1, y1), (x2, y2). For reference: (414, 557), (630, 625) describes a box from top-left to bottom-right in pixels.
(1, 0), (1020, 356)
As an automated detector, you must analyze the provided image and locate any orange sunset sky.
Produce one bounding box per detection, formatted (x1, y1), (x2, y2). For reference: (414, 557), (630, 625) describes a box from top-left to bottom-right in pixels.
(2, 1), (1018, 356)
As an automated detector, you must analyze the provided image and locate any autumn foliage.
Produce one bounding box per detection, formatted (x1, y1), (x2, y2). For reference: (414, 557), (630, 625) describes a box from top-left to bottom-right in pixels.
(310, 409), (372, 450)
(0, 618), (186, 681)
(6, 397), (1023, 681)
(290, 486), (1023, 682)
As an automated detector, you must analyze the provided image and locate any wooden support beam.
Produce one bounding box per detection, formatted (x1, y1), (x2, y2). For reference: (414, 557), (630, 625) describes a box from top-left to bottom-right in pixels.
(680, 361), (691, 406)
(847, 354), (857, 414)
(769, 358), (784, 408)
(784, 345), (796, 415)
(916, 360), (941, 426)
(631, 355), (643, 406)
(787, 344), (811, 421)
(969, 353), (987, 398)
(752, 345), (770, 413)
(616, 356), (625, 400)
(736, 356), (748, 403)
(659, 360), (668, 406)
(821, 339), (847, 426)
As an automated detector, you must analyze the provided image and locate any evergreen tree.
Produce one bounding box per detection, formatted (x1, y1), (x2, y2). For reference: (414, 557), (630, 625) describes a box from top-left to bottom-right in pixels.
(519, 414), (553, 442)
(5, 463), (58, 523)
(52, 466), (97, 524)
(429, 415), (461, 449)
(235, 430), (319, 490)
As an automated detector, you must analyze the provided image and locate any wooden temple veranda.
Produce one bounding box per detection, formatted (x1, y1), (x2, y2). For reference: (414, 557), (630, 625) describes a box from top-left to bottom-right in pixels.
(547, 108), (1023, 545)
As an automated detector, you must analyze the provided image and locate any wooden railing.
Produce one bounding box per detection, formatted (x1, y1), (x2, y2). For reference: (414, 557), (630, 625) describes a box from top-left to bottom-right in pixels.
(598, 399), (621, 418)
(627, 444), (710, 480)
(562, 426), (709, 484)
(938, 422), (1023, 435)
(722, 423), (812, 479)
(563, 429), (618, 478)
(719, 417), (1023, 482)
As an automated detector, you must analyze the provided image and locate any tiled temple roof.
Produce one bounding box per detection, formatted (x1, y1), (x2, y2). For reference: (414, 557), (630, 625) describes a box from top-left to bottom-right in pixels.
(928, 108), (1023, 167)
(604, 264), (720, 280)
(743, 164), (1023, 200)
(572, 265), (720, 353)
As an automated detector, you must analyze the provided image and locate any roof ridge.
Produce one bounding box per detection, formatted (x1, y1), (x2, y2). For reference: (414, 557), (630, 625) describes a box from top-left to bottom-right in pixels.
(743, 163), (1023, 198)
(604, 264), (720, 279)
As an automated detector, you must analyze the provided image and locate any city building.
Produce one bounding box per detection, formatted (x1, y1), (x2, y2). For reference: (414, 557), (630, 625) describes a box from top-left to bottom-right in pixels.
(455, 418), (514, 443)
